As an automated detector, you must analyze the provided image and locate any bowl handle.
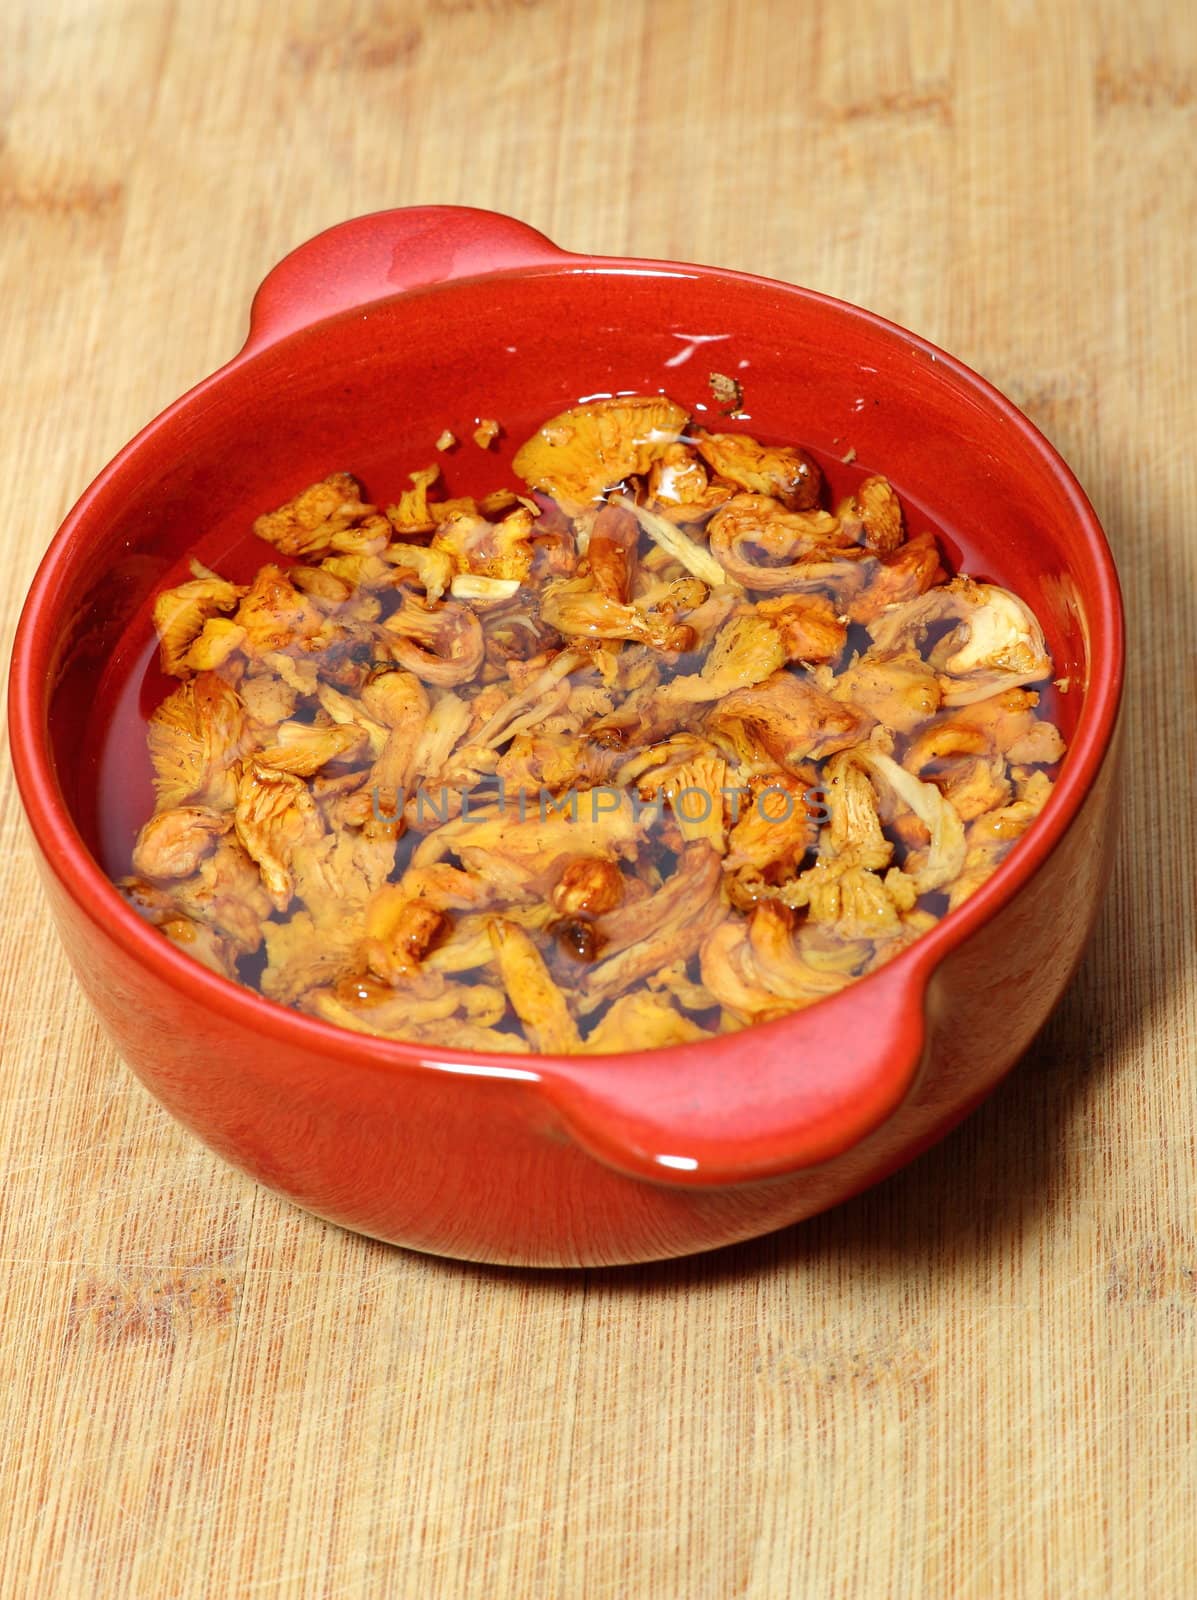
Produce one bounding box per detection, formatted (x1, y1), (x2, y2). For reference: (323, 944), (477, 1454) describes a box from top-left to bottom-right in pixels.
(243, 206), (569, 353)
(538, 957), (934, 1187)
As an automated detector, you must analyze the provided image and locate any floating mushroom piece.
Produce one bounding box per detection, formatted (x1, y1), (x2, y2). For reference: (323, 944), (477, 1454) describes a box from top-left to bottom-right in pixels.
(512, 395), (688, 513)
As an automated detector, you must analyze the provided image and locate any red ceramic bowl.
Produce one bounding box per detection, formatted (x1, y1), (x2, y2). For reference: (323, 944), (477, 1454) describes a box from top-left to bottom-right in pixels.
(9, 207), (1124, 1267)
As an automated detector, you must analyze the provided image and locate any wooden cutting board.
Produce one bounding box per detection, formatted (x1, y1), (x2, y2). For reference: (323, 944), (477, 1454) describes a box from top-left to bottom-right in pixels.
(1, 1), (1194, 1594)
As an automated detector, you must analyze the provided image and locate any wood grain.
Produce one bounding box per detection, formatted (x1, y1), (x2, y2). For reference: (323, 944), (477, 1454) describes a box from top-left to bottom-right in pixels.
(1, 0), (1195, 1594)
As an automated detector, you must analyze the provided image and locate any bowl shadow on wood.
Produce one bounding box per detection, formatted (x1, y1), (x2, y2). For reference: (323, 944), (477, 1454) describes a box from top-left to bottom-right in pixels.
(402, 877), (1131, 1292)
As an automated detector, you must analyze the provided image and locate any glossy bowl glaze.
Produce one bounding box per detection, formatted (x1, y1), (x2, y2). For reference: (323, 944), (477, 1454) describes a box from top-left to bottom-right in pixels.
(8, 207), (1124, 1266)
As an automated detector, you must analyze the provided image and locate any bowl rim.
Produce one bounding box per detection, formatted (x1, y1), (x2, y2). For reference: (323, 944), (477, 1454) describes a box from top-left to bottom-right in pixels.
(7, 229), (1125, 1169)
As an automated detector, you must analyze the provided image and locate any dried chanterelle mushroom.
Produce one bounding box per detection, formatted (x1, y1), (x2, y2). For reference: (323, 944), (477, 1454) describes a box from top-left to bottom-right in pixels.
(118, 394), (1066, 1053)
